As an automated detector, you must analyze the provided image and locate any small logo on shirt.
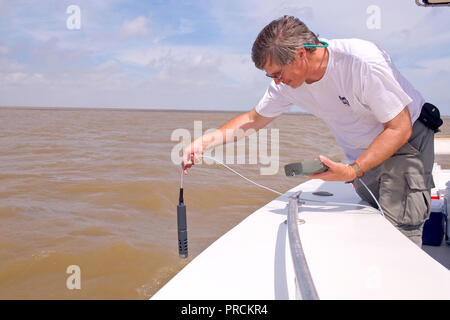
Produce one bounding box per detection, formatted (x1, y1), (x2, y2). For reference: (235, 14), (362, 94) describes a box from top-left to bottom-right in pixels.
(339, 96), (350, 107)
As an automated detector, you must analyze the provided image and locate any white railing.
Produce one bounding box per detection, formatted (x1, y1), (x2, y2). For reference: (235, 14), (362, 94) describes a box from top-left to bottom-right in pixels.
(287, 192), (319, 300)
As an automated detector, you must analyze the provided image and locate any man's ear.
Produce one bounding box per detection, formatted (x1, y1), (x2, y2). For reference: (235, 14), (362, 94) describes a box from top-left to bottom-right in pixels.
(296, 47), (306, 60)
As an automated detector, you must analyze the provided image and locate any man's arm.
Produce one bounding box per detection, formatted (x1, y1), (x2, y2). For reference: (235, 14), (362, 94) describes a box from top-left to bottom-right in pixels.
(182, 108), (275, 173)
(311, 106), (413, 181)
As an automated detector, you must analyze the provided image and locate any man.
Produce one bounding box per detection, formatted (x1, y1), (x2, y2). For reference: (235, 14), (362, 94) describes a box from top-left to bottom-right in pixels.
(182, 15), (439, 247)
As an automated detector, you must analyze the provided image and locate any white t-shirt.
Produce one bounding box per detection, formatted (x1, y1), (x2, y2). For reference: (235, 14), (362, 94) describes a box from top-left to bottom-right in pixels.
(255, 38), (424, 162)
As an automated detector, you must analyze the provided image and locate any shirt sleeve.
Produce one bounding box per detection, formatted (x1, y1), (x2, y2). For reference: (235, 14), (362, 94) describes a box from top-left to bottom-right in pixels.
(360, 61), (412, 123)
(255, 81), (293, 117)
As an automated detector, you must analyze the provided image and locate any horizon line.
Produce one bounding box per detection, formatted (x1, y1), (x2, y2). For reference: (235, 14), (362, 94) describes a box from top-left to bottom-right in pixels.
(1, 105), (449, 117)
(0, 105), (314, 116)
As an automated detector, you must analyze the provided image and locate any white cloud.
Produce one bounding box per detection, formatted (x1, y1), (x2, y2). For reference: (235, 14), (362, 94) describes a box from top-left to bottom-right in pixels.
(179, 18), (195, 35)
(117, 45), (264, 86)
(402, 56), (450, 110)
(94, 59), (123, 72)
(0, 46), (8, 55)
(0, 72), (47, 86)
(417, 57), (450, 73)
(120, 16), (150, 38)
(0, 56), (26, 72)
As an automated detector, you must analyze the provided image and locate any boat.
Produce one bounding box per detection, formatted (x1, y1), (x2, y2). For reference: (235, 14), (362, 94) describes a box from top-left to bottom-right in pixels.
(151, 138), (450, 300)
(151, 137), (450, 300)
(153, 142), (450, 300)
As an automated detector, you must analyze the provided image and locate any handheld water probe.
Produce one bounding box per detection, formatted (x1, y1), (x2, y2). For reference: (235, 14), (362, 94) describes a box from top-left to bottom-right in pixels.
(284, 159), (329, 176)
(177, 170), (188, 258)
(284, 157), (341, 177)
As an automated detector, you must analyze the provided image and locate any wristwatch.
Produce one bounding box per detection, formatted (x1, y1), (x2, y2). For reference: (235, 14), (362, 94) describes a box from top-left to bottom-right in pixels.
(350, 161), (364, 178)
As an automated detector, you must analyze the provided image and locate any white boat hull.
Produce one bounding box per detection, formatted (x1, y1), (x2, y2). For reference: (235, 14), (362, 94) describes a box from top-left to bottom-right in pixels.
(152, 175), (450, 300)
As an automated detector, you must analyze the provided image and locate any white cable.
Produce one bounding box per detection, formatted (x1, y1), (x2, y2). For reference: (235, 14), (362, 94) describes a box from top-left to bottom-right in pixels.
(199, 155), (384, 216)
(202, 155), (283, 196)
(357, 178), (385, 217)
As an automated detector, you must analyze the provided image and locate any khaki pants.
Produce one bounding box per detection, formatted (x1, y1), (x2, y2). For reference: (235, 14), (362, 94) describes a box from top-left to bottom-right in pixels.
(353, 120), (435, 247)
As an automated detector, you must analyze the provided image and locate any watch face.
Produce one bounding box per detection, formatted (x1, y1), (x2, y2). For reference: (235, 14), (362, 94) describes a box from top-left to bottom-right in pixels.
(352, 163), (362, 177)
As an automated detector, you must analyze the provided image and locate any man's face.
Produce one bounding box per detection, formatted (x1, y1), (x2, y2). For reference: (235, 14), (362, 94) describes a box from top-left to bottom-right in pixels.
(263, 47), (308, 88)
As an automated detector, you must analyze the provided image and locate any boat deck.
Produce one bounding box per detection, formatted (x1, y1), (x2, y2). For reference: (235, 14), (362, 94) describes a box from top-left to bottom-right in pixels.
(152, 175), (450, 300)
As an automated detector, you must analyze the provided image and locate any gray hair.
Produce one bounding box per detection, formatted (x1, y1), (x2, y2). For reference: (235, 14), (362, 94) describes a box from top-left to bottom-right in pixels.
(251, 16), (319, 70)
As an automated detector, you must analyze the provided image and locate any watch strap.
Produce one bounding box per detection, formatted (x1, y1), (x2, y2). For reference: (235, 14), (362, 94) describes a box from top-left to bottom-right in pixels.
(350, 160), (364, 178)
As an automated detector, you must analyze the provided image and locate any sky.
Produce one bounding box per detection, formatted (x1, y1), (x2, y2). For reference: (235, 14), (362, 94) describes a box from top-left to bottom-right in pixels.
(0, 0), (449, 114)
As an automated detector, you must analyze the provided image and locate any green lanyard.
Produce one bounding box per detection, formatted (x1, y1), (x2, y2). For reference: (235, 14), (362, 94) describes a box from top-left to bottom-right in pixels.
(303, 40), (329, 48)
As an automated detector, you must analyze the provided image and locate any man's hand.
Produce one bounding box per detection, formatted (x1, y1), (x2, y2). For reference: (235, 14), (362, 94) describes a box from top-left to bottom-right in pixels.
(181, 139), (205, 175)
(308, 155), (356, 182)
